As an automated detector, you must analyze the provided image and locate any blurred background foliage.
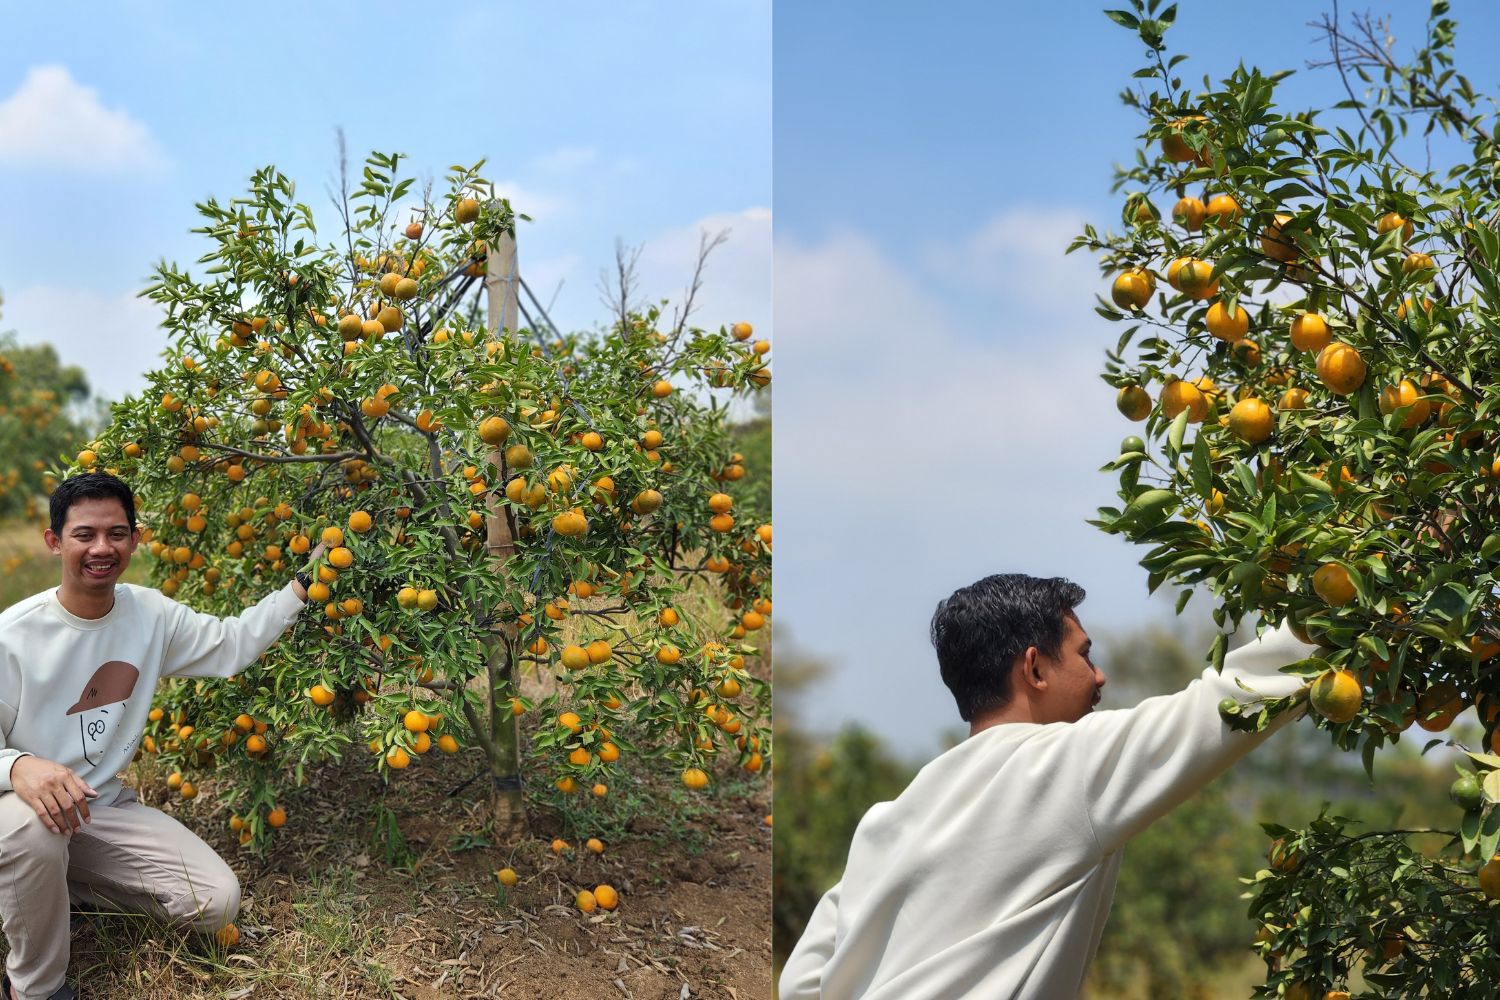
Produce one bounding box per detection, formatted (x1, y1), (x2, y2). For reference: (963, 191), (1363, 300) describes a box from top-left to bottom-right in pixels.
(0, 294), (100, 522)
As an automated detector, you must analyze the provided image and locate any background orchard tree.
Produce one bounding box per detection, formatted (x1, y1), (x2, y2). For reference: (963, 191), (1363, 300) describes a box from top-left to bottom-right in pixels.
(1081, 1), (1500, 995)
(65, 149), (772, 852)
(0, 292), (97, 520)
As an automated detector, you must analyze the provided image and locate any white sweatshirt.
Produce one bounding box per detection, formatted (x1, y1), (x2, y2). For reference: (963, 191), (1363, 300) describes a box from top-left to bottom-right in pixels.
(779, 622), (1317, 1000)
(0, 582), (305, 803)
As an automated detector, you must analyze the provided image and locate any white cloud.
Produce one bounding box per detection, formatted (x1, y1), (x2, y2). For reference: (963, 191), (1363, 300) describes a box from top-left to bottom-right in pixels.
(520, 253), (583, 305)
(632, 207), (771, 339)
(0, 66), (167, 172)
(922, 208), (1092, 295)
(527, 146), (599, 172)
(3, 285), (167, 404)
(491, 180), (568, 222)
(775, 214), (1206, 755)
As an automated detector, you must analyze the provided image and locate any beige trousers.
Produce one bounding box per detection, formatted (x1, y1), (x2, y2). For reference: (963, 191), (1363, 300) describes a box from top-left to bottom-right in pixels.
(0, 785), (239, 1000)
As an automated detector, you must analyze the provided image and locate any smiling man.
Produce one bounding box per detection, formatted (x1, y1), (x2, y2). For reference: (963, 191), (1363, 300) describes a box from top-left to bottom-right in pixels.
(778, 573), (1318, 1000)
(0, 473), (319, 1000)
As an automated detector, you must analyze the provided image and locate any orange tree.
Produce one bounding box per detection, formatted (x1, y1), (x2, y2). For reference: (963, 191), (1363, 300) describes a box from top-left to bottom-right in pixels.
(1081, 1), (1500, 995)
(64, 150), (772, 849)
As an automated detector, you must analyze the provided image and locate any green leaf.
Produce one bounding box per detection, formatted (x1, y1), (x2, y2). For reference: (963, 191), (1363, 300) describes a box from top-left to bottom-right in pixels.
(1228, 561), (1264, 587)
(1103, 8), (1141, 28)
(1481, 533), (1500, 560)
(1463, 807), (1482, 853)
(1482, 805), (1500, 860)
(1189, 432), (1211, 497)
(1292, 469), (1333, 495)
(1167, 408), (1190, 460)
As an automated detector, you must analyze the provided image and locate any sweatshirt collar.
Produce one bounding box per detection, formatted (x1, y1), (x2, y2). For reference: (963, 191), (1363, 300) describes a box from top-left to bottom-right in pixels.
(48, 585), (124, 630)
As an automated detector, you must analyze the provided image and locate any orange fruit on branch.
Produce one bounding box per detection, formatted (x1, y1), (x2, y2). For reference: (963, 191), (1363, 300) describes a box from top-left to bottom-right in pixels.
(1417, 682), (1464, 732)
(1160, 115), (1211, 164)
(1289, 312), (1330, 352)
(479, 416), (511, 445)
(1204, 193), (1241, 224)
(1116, 385), (1151, 421)
(1159, 379), (1207, 423)
(1316, 342), (1367, 395)
(1205, 301), (1249, 342)
(1172, 196), (1206, 230)
(1310, 668), (1362, 724)
(1402, 251), (1436, 276)
(1378, 379), (1430, 429)
(1278, 387), (1309, 411)
(1171, 258), (1218, 300)
(1260, 213), (1300, 263)
(1376, 211), (1414, 242)
(1227, 398), (1274, 444)
(1311, 563), (1356, 606)
(1110, 268), (1154, 310)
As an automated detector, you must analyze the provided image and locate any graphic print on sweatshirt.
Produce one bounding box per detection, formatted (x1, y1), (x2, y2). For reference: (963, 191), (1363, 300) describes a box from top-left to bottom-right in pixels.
(65, 660), (141, 766)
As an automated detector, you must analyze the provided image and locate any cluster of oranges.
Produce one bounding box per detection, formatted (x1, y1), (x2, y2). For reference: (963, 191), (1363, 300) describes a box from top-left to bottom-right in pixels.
(1094, 104), (1500, 743)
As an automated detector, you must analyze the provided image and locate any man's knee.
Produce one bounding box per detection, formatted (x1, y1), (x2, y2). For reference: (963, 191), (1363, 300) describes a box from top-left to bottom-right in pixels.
(0, 794), (68, 866)
(168, 857), (240, 931)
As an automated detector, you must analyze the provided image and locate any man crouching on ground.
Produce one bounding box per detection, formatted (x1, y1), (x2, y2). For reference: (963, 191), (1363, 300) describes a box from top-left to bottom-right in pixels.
(0, 472), (321, 1000)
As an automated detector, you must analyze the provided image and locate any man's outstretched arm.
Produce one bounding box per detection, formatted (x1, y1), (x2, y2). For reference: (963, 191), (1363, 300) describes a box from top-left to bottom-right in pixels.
(1074, 621), (1317, 855)
(779, 879), (842, 1000)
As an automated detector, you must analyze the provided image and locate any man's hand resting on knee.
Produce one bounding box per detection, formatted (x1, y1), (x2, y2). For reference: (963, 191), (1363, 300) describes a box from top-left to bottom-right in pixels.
(11, 755), (98, 835)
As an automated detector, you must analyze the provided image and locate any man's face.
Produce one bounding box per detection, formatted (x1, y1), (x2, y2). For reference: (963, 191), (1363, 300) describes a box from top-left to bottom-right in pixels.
(1035, 614), (1107, 723)
(44, 497), (138, 595)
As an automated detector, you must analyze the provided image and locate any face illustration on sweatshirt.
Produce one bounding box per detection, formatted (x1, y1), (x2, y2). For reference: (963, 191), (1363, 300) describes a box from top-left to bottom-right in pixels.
(65, 660), (141, 766)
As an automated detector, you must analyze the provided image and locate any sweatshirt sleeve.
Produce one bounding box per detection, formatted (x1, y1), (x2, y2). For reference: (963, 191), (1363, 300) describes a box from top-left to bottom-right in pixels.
(0, 746), (32, 794)
(779, 879), (841, 1000)
(1078, 621), (1317, 856)
(159, 582), (306, 680)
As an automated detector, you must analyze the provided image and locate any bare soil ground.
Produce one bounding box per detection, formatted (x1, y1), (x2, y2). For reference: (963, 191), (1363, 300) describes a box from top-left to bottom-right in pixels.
(17, 743), (770, 999)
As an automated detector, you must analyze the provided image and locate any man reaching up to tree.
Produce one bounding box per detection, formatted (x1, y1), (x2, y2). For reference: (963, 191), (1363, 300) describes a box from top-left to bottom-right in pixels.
(779, 573), (1317, 999)
(0, 473), (321, 1000)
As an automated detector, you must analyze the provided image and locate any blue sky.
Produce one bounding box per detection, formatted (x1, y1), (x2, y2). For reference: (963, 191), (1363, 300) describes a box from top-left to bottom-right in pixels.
(775, 1), (1500, 756)
(0, 1), (770, 403)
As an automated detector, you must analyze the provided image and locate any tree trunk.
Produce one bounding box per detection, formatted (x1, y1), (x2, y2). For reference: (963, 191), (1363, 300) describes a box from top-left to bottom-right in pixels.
(482, 230), (526, 838)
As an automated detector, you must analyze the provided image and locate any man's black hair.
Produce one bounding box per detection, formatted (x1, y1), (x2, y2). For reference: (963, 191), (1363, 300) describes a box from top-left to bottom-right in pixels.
(930, 574), (1087, 722)
(49, 472), (138, 536)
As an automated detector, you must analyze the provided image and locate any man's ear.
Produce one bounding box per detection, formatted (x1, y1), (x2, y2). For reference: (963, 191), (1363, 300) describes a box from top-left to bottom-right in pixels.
(42, 528), (61, 555)
(1017, 646), (1047, 693)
